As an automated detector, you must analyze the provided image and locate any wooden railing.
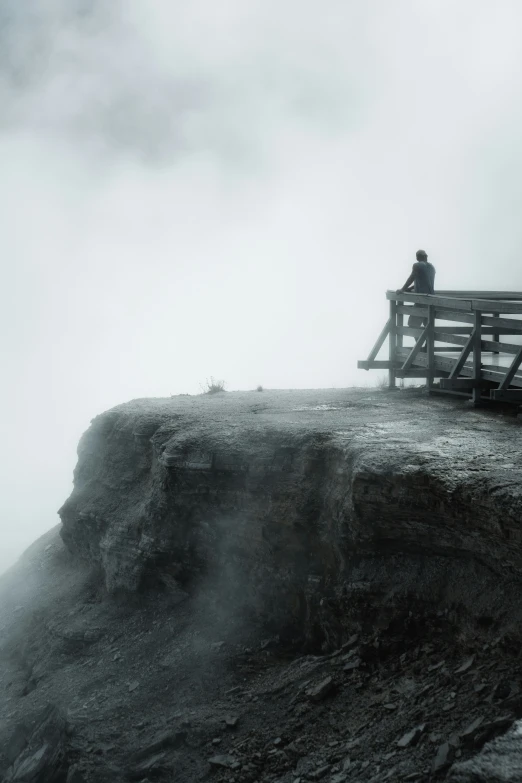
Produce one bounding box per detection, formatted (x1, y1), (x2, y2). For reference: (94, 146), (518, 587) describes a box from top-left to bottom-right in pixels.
(358, 291), (522, 404)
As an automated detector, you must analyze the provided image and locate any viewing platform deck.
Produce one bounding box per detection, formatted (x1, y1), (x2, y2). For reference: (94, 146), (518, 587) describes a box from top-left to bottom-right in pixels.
(358, 290), (522, 404)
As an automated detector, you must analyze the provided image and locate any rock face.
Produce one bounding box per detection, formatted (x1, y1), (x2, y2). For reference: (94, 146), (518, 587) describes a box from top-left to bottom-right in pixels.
(1, 704), (68, 782)
(2, 388), (522, 782)
(60, 388), (522, 645)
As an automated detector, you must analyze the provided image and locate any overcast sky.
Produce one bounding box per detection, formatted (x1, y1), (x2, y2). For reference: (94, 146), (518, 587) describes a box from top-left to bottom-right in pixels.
(2, 0), (522, 572)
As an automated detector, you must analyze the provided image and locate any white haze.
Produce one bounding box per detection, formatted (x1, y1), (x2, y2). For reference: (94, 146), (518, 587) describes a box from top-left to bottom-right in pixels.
(2, 0), (522, 572)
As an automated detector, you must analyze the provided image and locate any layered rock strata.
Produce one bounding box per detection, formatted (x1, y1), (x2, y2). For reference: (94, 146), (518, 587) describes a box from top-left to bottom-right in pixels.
(59, 388), (522, 647)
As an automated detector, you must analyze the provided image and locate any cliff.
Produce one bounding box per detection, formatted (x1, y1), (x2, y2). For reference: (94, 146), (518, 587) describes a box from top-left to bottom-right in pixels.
(1, 387), (522, 782)
(60, 388), (522, 642)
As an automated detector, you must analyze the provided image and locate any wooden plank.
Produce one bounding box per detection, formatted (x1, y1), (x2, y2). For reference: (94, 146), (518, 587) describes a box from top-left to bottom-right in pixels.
(491, 389), (522, 401)
(397, 305), (429, 319)
(433, 347), (469, 352)
(471, 299), (522, 314)
(397, 310), (404, 353)
(492, 312), (500, 355)
(401, 325), (429, 371)
(481, 314), (522, 331)
(367, 317), (391, 362)
(498, 346), (522, 390)
(432, 331), (522, 353)
(480, 339), (521, 355)
(433, 330), (468, 346)
(395, 369), (441, 378)
(398, 326), (473, 336)
(440, 378), (494, 390)
(437, 290), (522, 300)
(427, 305), (435, 390)
(388, 292), (473, 310)
(430, 388), (475, 399)
(434, 308), (474, 324)
(448, 332), (475, 379)
(398, 326), (425, 337)
(440, 379), (484, 389)
(433, 326), (473, 334)
(480, 327), (522, 335)
(472, 310), (482, 405)
(358, 360), (394, 370)
(407, 351), (522, 386)
(478, 360), (522, 376)
(395, 313), (511, 334)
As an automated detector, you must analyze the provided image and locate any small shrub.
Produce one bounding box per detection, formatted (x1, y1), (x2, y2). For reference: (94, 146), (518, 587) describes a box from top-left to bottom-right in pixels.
(256, 385), (264, 392)
(202, 377), (226, 394)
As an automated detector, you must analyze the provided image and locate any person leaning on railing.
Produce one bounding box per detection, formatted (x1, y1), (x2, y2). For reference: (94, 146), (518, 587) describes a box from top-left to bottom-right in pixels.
(397, 249), (436, 327)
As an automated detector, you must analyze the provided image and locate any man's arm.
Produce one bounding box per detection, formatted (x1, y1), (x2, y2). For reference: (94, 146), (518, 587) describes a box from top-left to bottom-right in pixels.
(397, 264), (416, 292)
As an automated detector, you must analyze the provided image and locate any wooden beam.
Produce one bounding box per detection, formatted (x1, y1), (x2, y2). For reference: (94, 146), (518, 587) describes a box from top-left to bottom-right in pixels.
(482, 314), (522, 331)
(367, 317), (392, 362)
(398, 326), (474, 336)
(397, 305), (428, 319)
(358, 360), (394, 370)
(433, 330), (468, 346)
(440, 379), (483, 389)
(397, 350), (522, 386)
(395, 312), (513, 333)
(389, 301), (397, 389)
(427, 305), (435, 390)
(434, 308), (474, 324)
(388, 292), (474, 311)
(430, 388), (475, 399)
(498, 346), (522, 390)
(440, 378), (496, 390)
(471, 299), (522, 314)
(480, 339), (521, 355)
(492, 312), (500, 355)
(433, 347), (470, 352)
(449, 332), (475, 379)
(491, 389), (522, 402)
(432, 331), (522, 353)
(397, 310), (404, 354)
(436, 290), (522, 300)
(401, 325), (429, 371)
(472, 310), (482, 404)
(395, 369), (442, 378)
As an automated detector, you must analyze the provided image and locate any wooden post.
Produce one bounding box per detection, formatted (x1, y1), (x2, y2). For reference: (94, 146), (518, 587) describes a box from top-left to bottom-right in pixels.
(472, 310), (482, 405)
(493, 312), (499, 355)
(389, 297), (397, 388)
(427, 304), (435, 391)
(396, 311), (404, 352)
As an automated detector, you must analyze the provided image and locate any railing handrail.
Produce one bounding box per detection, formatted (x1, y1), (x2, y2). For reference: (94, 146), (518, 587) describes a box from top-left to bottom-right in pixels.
(386, 290), (522, 313)
(387, 289), (522, 299)
(360, 290), (522, 402)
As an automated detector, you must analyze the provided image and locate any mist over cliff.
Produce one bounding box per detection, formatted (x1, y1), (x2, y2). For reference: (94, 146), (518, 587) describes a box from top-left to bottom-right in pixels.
(3, 0), (522, 574)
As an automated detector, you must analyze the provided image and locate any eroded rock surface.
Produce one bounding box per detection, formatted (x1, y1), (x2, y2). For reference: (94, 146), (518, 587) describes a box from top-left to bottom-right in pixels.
(1, 387), (522, 782)
(60, 388), (522, 643)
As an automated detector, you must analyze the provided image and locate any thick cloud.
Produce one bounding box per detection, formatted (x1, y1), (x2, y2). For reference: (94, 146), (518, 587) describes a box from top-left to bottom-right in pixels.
(2, 0), (522, 572)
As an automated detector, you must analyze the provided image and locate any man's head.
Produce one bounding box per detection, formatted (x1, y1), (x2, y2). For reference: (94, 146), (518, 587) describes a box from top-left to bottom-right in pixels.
(416, 249), (428, 261)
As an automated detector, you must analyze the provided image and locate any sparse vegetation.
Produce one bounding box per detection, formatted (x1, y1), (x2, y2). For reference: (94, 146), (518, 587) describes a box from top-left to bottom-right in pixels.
(375, 374), (390, 390)
(201, 377), (226, 394)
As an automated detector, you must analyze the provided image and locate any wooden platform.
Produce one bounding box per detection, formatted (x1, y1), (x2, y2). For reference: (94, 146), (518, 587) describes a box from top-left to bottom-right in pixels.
(358, 291), (522, 404)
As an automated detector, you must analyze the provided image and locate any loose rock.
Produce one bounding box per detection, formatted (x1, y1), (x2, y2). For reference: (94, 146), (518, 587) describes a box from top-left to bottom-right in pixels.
(307, 677), (336, 702)
(432, 742), (453, 773)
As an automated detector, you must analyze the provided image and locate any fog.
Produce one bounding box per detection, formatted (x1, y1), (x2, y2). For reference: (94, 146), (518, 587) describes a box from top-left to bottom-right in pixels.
(2, 0), (522, 572)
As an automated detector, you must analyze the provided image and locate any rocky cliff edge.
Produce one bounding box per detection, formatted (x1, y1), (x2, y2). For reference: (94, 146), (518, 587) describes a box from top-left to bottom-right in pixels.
(2, 388), (522, 782)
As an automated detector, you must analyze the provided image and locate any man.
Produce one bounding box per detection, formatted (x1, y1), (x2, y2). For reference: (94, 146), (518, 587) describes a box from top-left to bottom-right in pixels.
(398, 249), (436, 327)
